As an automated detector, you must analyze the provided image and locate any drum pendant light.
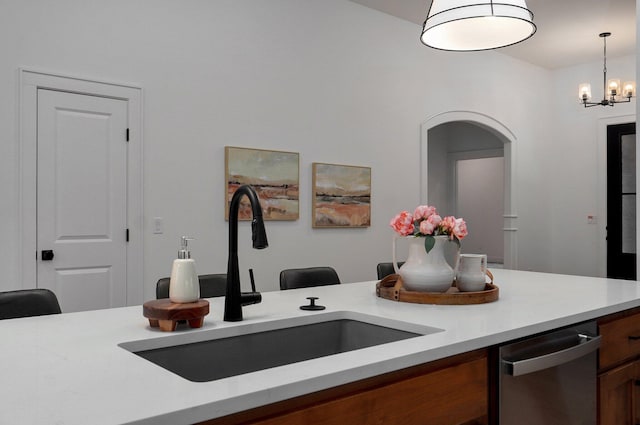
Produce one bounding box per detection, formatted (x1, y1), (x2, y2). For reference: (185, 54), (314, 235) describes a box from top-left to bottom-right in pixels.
(421, 0), (536, 51)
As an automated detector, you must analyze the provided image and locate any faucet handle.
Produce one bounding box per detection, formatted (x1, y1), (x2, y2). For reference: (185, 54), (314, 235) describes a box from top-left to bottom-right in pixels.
(249, 268), (256, 292)
(240, 291), (261, 306)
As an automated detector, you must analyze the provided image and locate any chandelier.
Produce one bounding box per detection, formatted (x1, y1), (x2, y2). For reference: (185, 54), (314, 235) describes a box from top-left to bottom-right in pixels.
(579, 32), (635, 108)
(420, 0), (536, 51)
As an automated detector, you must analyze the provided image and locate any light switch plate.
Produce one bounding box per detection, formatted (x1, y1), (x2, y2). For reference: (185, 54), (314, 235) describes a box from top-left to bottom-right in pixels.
(153, 217), (164, 234)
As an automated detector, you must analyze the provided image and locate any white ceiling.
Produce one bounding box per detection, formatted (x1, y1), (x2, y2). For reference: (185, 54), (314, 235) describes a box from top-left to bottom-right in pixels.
(348, 0), (636, 69)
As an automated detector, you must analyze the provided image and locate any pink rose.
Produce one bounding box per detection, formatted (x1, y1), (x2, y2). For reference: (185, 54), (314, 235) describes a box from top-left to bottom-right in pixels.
(419, 220), (436, 235)
(413, 205), (437, 221)
(440, 216), (456, 234)
(453, 217), (468, 240)
(390, 211), (414, 236)
(419, 214), (442, 235)
(427, 214), (442, 227)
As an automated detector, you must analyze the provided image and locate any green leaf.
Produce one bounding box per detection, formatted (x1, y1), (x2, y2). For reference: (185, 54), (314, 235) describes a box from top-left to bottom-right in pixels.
(453, 237), (461, 250)
(424, 235), (435, 254)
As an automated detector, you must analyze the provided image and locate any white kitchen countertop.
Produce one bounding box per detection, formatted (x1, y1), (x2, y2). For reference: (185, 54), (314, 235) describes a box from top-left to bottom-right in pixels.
(3, 269), (640, 425)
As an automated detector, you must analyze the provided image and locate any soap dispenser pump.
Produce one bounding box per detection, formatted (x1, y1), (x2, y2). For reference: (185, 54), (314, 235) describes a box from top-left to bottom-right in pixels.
(169, 236), (200, 303)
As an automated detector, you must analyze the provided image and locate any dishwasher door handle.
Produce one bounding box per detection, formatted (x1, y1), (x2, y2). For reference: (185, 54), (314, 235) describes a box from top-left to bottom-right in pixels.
(502, 334), (601, 377)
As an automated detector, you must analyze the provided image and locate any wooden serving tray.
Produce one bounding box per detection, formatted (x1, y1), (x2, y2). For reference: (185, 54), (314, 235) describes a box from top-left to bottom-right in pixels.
(376, 271), (498, 305)
(143, 299), (210, 331)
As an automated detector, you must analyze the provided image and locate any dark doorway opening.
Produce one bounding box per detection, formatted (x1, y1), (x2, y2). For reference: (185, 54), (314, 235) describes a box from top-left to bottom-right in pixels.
(607, 122), (636, 280)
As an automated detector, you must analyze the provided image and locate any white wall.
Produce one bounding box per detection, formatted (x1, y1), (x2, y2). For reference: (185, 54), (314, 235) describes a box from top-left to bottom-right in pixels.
(0, 0), (587, 301)
(549, 54), (636, 276)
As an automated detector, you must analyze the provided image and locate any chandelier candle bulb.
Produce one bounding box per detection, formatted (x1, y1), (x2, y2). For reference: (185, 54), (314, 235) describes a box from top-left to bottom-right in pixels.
(623, 82), (635, 98)
(608, 79), (621, 97)
(579, 83), (592, 101)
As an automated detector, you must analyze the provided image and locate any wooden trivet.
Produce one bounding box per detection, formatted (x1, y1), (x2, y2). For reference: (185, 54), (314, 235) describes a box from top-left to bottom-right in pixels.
(142, 299), (210, 332)
(376, 272), (498, 305)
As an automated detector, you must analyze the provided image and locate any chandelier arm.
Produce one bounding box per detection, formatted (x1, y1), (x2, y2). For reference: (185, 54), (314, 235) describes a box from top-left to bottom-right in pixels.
(612, 97), (632, 105)
(581, 97), (619, 108)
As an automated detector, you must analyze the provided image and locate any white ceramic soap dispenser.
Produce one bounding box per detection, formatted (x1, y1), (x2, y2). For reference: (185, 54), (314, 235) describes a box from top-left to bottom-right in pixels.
(169, 236), (200, 303)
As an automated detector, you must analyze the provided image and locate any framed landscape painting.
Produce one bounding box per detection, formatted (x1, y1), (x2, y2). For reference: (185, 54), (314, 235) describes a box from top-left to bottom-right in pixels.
(225, 146), (299, 221)
(312, 162), (371, 228)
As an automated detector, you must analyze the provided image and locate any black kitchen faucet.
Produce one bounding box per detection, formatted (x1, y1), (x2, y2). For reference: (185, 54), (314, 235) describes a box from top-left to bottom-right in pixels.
(224, 185), (268, 322)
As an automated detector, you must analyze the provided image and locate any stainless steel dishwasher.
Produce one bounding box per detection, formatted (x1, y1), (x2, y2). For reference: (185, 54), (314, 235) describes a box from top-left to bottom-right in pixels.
(498, 321), (601, 425)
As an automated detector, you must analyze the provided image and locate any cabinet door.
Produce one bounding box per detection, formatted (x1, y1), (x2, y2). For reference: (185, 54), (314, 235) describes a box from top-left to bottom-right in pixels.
(247, 356), (487, 425)
(599, 312), (640, 370)
(199, 350), (487, 425)
(599, 359), (640, 425)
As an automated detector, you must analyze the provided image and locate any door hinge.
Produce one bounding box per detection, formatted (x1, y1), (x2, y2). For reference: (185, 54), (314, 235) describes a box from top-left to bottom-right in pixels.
(126, 128), (130, 142)
(126, 228), (129, 242)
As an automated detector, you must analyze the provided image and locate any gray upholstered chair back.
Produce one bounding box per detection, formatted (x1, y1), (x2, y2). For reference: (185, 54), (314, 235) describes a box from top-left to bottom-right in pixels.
(0, 289), (62, 319)
(156, 273), (227, 299)
(279, 267), (341, 290)
(376, 262), (405, 280)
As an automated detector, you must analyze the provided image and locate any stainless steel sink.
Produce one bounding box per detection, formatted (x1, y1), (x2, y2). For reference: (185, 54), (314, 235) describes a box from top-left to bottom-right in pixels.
(119, 311), (442, 382)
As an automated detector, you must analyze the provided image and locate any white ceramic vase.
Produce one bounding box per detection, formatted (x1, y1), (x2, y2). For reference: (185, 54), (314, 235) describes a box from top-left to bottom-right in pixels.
(392, 235), (456, 292)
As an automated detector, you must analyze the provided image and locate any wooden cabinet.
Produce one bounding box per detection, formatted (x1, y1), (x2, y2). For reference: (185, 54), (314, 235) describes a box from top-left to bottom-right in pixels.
(599, 311), (640, 370)
(199, 349), (488, 425)
(599, 359), (640, 425)
(599, 308), (640, 425)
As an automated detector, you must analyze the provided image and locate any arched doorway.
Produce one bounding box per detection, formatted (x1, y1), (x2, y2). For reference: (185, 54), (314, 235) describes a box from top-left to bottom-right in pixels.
(420, 111), (518, 269)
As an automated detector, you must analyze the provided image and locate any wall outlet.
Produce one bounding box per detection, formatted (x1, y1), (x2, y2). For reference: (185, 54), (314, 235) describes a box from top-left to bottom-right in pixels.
(153, 217), (164, 234)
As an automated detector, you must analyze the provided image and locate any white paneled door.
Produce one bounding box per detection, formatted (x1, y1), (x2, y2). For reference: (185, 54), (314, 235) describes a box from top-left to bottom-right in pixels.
(37, 89), (128, 312)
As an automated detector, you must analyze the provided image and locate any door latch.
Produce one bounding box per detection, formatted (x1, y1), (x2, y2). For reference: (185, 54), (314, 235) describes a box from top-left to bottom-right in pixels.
(41, 250), (54, 261)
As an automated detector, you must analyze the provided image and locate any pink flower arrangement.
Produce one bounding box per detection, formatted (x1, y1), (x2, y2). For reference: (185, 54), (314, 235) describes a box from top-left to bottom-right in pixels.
(389, 205), (467, 252)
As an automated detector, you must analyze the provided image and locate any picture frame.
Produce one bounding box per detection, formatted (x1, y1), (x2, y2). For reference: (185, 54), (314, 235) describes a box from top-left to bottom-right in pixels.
(312, 162), (371, 228)
(225, 146), (299, 221)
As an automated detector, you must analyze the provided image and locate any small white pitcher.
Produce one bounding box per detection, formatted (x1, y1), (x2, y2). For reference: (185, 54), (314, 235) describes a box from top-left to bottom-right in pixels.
(455, 254), (487, 292)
